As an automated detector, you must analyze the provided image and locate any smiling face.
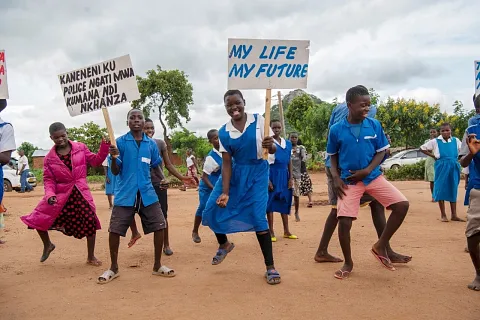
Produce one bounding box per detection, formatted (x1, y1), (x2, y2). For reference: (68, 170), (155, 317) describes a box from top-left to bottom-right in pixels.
(50, 129), (69, 148)
(128, 109), (145, 132)
(144, 121), (155, 138)
(224, 93), (245, 121)
(271, 121), (282, 138)
(347, 95), (371, 121)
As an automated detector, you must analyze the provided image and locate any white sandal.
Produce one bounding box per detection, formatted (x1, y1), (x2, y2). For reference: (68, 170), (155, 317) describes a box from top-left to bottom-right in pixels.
(152, 265), (176, 277)
(97, 270), (119, 284)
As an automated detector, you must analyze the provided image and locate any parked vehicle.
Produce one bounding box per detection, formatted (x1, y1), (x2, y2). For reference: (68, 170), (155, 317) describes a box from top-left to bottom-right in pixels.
(381, 148), (427, 171)
(3, 158), (37, 192)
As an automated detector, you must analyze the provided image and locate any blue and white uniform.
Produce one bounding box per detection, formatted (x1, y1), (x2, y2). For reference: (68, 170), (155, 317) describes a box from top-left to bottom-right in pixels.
(267, 138), (293, 214)
(195, 148), (222, 217)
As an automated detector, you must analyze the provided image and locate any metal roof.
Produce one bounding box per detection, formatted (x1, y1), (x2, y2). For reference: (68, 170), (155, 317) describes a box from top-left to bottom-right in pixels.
(32, 149), (50, 157)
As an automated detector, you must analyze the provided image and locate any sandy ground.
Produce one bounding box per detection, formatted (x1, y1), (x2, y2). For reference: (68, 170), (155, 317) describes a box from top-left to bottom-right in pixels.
(0, 173), (479, 320)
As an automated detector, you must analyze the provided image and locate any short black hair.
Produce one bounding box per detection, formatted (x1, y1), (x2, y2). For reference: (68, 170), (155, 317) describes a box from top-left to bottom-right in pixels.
(430, 128), (438, 131)
(346, 85), (370, 103)
(145, 118), (153, 123)
(474, 95), (480, 110)
(49, 122), (66, 135)
(270, 119), (281, 125)
(224, 89), (244, 101)
(440, 122), (451, 129)
(0, 99), (6, 113)
(207, 129), (218, 140)
(289, 132), (299, 137)
(127, 108), (142, 119)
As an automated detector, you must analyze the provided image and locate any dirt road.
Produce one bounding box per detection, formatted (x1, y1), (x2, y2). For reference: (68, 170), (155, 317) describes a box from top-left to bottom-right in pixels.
(0, 173), (478, 320)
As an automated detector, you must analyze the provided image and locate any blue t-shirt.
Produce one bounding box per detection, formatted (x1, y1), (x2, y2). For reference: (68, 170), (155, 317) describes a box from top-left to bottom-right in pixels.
(326, 118), (389, 185)
(325, 102), (377, 167)
(464, 124), (480, 190)
(468, 114), (480, 127)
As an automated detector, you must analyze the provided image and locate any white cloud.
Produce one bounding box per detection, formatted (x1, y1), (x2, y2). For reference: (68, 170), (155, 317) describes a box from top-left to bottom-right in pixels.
(0, 0), (479, 149)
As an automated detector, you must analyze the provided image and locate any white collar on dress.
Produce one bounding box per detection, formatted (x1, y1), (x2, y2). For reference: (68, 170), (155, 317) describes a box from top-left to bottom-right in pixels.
(212, 148), (222, 156)
(274, 137), (286, 149)
(225, 113), (255, 133)
(437, 135), (453, 143)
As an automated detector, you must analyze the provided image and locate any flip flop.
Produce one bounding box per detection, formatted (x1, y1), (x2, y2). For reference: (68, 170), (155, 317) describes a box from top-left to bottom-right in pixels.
(283, 234), (298, 240)
(128, 235), (142, 248)
(212, 243), (235, 265)
(97, 270), (119, 284)
(271, 236), (277, 242)
(334, 269), (351, 280)
(265, 269), (281, 285)
(370, 248), (396, 271)
(152, 265), (176, 277)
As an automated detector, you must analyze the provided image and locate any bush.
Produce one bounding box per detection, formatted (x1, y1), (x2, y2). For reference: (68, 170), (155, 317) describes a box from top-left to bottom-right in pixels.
(385, 160), (425, 181)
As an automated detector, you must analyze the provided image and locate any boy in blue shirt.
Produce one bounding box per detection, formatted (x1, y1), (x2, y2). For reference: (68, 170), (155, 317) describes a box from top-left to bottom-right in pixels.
(316, 87), (410, 264)
(97, 109), (175, 284)
(327, 86), (409, 280)
(459, 94), (480, 291)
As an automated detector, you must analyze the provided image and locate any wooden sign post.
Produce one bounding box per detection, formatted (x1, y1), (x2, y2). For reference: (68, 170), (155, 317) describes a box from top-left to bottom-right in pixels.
(277, 91), (286, 138)
(227, 38), (310, 159)
(58, 55), (141, 147)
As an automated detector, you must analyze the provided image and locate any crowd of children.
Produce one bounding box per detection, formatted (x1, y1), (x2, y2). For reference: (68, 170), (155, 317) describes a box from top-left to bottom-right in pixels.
(3, 87), (478, 291)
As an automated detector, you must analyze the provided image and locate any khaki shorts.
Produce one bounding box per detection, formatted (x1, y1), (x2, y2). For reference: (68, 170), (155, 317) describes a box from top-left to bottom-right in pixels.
(466, 189), (480, 238)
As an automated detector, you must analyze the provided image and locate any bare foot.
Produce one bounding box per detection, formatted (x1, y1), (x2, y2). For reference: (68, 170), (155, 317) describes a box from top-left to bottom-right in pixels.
(40, 243), (56, 262)
(441, 216), (449, 222)
(467, 275), (480, 291)
(334, 263), (353, 280)
(451, 216), (466, 222)
(295, 212), (300, 222)
(388, 251), (412, 263)
(0, 239), (5, 244)
(87, 257), (103, 266)
(128, 234), (142, 248)
(315, 252), (343, 263)
(192, 232), (201, 243)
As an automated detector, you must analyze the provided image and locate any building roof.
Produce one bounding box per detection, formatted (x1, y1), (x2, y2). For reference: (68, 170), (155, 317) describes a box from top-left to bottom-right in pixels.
(32, 149), (50, 157)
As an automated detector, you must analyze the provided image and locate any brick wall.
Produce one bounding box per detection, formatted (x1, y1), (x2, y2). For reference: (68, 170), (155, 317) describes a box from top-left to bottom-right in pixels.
(32, 156), (44, 169)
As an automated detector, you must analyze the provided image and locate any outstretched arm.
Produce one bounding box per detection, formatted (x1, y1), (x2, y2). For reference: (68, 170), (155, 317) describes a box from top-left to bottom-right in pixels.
(85, 140), (110, 167)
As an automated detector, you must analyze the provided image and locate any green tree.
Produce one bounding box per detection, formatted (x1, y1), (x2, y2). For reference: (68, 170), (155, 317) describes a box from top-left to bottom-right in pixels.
(170, 128), (211, 160)
(285, 94), (316, 131)
(17, 142), (39, 165)
(368, 88), (380, 105)
(132, 66), (194, 151)
(376, 98), (440, 148)
(436, 100), (475, 137)
(67, 121), (108, 152)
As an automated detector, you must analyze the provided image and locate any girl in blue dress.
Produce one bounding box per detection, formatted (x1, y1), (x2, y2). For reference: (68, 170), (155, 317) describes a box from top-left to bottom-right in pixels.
(266, 120), (296, 242)
(421, 123), (464, 222)
(201, 89), (281, 285)
(192, 129), (222, 244)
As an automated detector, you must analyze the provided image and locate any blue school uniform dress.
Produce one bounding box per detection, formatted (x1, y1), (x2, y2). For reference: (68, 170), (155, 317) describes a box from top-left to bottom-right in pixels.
(105, 155), (117, 196)
(267, 138), (293, 214)
(326, 118), (390, 185)
(202, 113), (271, 234)
(114, 132), (162, 207)
(432, 137), (461, 202)
(195, 149), (222, 217)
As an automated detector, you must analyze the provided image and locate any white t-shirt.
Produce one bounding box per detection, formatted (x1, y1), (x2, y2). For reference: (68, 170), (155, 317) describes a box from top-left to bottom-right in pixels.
(186, 155), (195, 167)
(0, 117), (16, 155)
(219, 113), (274, 159)
(462, 166), (469, 175)
(18, 155), (30, 171)
(420, 136), (461, 159)
(203, 149), (222, 175)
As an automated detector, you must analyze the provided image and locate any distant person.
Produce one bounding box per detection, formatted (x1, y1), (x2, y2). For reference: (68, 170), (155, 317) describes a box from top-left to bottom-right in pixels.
(289, 133), (312, 222)
(424, 128), (438, 202)
(0, 99), (16, 245)
(17, 149), (33, 193)
(103, 155), (116, 209)
(20, 122), (109, 265)
(181, 148), (200, 191)
(421, 123), (463, 222)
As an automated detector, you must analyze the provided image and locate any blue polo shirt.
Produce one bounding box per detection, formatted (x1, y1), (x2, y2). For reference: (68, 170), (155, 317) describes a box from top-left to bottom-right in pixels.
(325, 102), (377, 167)
(326, 117), (389, 185)
(463, 124), (480, 190)
(113, 132), (162, 207)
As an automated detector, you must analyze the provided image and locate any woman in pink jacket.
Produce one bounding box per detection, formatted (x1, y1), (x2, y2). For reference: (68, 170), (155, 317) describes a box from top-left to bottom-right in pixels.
(21, 122), (109, 266)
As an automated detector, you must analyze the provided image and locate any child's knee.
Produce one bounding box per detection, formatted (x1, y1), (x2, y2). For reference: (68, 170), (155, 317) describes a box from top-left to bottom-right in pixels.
(391, 201), (409, 212)
(338, 217), (353, 227)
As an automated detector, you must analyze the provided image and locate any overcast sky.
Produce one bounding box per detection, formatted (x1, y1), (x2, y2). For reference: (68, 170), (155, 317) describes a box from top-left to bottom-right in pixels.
(1, 0), (479, 150)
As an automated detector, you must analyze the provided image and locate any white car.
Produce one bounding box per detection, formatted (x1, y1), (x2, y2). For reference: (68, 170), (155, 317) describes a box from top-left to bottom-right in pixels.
(2, 158), (37, 192)
(381, 148), (427, 171)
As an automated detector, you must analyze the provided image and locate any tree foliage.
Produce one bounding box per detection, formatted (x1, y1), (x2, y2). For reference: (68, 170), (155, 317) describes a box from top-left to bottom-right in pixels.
(17, 142), (39, 164)
(170, 128), (211, 160)
(435, 100), (475, 138)
(132, 66), (194, 150)
(67, 121), (108, 152)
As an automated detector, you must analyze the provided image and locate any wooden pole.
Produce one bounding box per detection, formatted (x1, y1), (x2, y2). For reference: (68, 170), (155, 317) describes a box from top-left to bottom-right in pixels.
(102, 107), (116, 147)
(277, 91), (286, 138)
(263, 88), (272, 160)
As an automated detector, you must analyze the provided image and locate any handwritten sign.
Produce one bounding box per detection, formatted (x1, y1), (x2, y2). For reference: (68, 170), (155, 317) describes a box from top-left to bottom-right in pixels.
(0, 50), (8, 99)
(476, 60), (480, 97)
(227, 39), (310, 90)
(58, 55), (140, 117)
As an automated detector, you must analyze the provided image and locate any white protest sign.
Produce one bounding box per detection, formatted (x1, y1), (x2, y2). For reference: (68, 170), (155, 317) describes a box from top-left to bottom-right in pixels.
(0, 50), (8, 99)
(227, 39), (310, 90)
(475, 60), (480, 97)
(58, 55), (140, 117)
